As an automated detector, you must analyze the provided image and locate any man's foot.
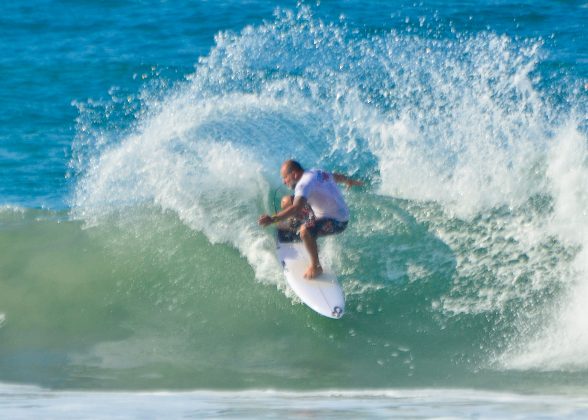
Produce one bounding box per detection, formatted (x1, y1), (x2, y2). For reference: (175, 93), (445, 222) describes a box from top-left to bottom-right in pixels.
(304, 264), (323, 279)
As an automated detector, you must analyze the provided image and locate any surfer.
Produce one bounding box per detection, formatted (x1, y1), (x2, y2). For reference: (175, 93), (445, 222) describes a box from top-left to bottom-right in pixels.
(259, 159), (363, 278)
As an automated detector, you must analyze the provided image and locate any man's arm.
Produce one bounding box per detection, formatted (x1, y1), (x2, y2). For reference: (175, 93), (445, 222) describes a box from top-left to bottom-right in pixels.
(258, 196), (307, 227)
(332, 173), (364, 188)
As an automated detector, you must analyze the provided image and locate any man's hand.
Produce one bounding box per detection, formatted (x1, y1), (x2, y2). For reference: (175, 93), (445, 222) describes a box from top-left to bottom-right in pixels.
(345, 179), (364, 188)
(258, 214), (274, 227)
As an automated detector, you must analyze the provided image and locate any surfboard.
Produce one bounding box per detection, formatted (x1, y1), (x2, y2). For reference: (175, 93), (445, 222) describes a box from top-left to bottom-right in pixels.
(276, 230), (345, 319)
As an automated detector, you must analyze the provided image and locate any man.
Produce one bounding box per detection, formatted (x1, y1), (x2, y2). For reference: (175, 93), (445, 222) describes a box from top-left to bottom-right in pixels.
(259, 160), (363, 279)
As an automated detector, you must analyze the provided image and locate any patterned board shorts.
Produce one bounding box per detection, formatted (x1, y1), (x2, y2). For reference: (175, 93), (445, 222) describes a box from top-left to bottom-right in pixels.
(277, 218), (348, 243)
(305, 218), (348, 238)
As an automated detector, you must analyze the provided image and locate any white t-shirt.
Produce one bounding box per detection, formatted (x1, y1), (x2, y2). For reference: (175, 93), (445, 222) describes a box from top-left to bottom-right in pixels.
(294, 169), (350, 222)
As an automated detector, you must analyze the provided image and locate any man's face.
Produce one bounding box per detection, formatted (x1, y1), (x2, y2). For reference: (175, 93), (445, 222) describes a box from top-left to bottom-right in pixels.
(281, 166), (297, 189)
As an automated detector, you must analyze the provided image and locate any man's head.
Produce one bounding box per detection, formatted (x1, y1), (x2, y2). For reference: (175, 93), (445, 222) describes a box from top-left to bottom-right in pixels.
(280, 159), (304, 189)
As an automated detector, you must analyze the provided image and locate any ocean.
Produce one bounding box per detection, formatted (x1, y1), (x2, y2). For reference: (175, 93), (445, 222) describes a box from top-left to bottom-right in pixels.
(1, 0), (588, 417)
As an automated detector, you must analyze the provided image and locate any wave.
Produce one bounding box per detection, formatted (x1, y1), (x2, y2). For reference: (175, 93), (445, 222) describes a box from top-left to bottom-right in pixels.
(2, 5), (586, 388)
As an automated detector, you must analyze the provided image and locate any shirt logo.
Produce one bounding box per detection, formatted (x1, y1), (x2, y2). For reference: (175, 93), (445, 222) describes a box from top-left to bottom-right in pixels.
(319, 171), (330, 183)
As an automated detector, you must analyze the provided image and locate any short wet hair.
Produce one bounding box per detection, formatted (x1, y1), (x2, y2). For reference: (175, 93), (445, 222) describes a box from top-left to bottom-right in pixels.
(283, 159), (304, 173)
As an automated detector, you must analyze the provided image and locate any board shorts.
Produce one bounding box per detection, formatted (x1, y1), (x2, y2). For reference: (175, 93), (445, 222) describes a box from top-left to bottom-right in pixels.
(277, 218), (348, 243)
(304, 218), (348, 238)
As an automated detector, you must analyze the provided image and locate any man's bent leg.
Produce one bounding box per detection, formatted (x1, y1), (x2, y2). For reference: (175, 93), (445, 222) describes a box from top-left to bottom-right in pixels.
(299, 225), (323, 278)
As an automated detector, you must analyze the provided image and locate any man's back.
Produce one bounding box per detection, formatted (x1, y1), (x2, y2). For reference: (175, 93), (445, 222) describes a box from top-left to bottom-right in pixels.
(295, 169), (349, 222)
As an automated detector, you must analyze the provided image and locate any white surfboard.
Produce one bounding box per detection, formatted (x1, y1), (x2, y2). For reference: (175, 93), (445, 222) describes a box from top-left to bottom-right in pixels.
(276, 231), (345, 319)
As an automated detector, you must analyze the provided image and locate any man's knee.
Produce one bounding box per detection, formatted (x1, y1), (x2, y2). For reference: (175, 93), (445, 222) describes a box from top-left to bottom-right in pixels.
(299, 225), (311, 239)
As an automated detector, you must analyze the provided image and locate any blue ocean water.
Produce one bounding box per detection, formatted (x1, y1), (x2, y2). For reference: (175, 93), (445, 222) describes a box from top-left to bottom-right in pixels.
(1, 0), (588, 417)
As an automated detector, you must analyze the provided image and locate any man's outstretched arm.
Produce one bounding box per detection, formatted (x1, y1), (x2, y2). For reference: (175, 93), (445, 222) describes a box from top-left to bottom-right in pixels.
(332, 173), (364, 188)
